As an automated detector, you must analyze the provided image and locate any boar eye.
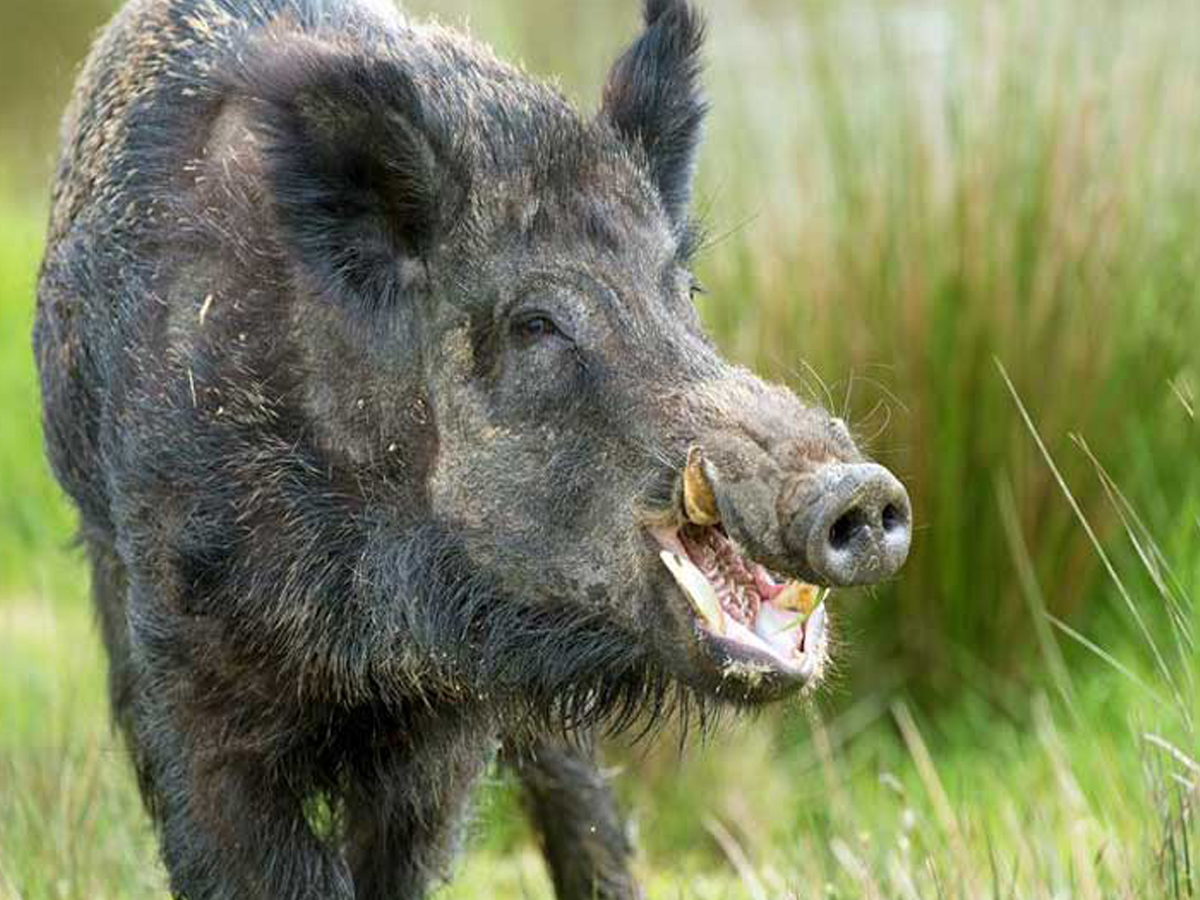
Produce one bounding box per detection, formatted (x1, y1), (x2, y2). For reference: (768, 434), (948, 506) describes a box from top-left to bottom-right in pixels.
(511, 311), (566, 347)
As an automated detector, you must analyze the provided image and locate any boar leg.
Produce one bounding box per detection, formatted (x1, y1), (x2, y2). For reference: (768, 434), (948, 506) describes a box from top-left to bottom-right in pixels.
(86, 540), (156, 803)
(131, 707), (355, 899)
(344, 731), (491, 900)
(122, 580), (356, 899)
(506, 737), (641, 900)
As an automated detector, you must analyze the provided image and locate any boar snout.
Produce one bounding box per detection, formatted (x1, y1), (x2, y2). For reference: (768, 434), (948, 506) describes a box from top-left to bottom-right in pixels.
(672, 439), (912, 589)
(782, 462), (911, 587)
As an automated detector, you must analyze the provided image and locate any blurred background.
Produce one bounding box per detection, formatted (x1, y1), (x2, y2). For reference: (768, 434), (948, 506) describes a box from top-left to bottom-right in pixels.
(1, 1), (1197, 897)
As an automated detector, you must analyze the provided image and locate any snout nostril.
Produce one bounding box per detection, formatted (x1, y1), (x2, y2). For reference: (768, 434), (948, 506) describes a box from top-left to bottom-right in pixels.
(787, 461), (912, 587)
(881, 502), (906, 534)
(828, 507), (868, 551)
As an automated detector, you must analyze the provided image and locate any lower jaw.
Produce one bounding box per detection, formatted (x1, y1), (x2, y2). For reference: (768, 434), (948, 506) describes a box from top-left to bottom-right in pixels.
(697, 603), (826, 680)
(682, 633), (826, 704)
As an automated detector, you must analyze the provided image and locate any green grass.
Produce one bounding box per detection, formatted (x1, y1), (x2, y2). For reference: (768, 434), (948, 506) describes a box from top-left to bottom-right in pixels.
(2, 569), (1194, 898)
(2, 0), (1199, 897)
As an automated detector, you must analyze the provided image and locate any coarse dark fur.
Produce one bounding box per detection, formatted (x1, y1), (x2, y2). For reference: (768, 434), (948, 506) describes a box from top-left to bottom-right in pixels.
(34, 0), (881, 897)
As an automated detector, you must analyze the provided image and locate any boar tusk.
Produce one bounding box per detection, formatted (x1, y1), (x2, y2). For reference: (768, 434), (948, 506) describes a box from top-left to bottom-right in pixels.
(682, 446), (720, 525)
(660, 550), (725, 634)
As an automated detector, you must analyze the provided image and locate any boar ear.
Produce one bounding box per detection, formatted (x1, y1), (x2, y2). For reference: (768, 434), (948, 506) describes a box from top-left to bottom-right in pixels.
(245, 41), (465, 309)
(600, 0), (708, 226)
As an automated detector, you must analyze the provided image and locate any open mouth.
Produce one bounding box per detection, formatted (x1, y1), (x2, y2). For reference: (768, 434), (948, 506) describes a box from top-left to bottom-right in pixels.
(653, 523), (830, 681)
(651, 446), (830, 684)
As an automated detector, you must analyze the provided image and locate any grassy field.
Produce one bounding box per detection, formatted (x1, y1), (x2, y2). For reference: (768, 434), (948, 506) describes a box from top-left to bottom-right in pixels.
(1, 0), (1199, 897)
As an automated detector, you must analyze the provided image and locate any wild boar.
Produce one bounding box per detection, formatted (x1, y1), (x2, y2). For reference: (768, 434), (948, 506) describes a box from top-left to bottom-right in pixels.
(34, 0), (911, 897)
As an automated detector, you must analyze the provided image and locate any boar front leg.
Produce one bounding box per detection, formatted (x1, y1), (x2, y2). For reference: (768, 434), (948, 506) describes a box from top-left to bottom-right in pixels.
(506, 736), (641, 900)
(344, 723), (493, 900)
(130, 701), (355, 900)
(123, 584), (356, 899)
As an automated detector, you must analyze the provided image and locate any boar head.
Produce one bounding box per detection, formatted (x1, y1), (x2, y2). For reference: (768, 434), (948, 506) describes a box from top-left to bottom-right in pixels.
(240, 0), (911, 722)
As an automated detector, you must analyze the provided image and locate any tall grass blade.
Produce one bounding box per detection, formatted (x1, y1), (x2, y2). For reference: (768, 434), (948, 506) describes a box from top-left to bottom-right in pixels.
(997, 359), (1183, 709)
(995, 473), (1079, 719)
(1047, 614), (1165, 704)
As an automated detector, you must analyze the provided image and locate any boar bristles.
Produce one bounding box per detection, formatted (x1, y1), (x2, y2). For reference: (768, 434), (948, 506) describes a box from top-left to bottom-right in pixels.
(369, 522), (720, 743)
(602, 0), (708, 229)
(644, 0), (688, 27)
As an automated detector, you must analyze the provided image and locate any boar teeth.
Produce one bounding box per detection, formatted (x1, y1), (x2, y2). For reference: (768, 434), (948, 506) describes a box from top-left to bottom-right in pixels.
(774, 581), (821, 615)
(660, 550), (726, 635)
(682, 446), (720, 526)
